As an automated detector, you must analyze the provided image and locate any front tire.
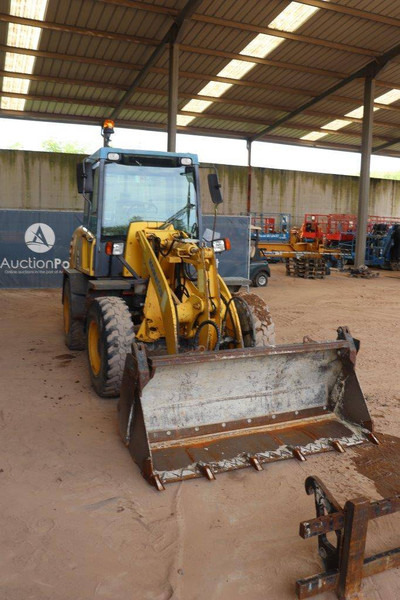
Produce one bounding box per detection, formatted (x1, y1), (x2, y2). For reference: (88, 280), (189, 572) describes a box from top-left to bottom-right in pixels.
(86, 296), (135, 398)
(234, 291), (275, 347)
(63, 278), (85, 351)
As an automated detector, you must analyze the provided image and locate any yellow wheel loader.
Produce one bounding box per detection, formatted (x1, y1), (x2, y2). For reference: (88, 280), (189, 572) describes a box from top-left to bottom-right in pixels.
(63, 130), (377, 490)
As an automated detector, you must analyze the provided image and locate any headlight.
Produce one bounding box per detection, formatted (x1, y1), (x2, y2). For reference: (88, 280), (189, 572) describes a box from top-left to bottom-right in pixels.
(105, 242), (124, 256)
(213, 238), (231, 253)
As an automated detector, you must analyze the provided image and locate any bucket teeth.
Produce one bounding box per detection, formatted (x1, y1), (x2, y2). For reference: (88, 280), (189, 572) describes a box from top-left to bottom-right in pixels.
(330, 439), (345, 453)
(292, 447), (307, 462)
(152, 474), (165, 491)
(249, 456), (263, 471)
(366, 432), (380, 445)
(198, 464), (216, 481)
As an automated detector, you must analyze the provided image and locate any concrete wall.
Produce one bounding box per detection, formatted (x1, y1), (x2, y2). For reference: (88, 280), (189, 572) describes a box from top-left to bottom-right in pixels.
(1, 150), (400, 224)
(0, 150), (84, 211)
(199, 164), (400, 223)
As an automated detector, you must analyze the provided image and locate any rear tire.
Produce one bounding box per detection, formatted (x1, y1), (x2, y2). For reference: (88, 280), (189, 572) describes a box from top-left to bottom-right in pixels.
(252, 270), (269, 287)
(86, 296), (135, 398)
(63, 278), (85, 351)
(234, 291), (275, 347)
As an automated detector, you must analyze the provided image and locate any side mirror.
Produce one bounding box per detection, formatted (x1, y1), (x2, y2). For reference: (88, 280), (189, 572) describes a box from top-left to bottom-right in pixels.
(76, 161), (93, 194)
(208, 173), (223, 205)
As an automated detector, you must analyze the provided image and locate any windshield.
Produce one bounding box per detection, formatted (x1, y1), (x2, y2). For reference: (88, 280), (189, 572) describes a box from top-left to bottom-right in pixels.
(102, 161), (198, 237)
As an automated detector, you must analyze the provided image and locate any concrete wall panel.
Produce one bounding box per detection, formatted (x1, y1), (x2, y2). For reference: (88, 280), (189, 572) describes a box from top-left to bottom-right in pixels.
(1, 150), (399, 224)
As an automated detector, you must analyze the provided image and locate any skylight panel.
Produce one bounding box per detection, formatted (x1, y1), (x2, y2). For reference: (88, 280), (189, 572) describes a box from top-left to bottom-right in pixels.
(1, 0), (49, 112)
(2, 77), (29, 94)
(198, 82), (233, 98)
(177, 0), (320, 127)
(345, 106), (364, 119)
(5, 52), (35, 74)
(0, 97), (26, 110)
(240, 34), (283, 59)
(345, 105), (379, 119)
(10, 0), (48, 19)
(301, 90), (399, 143)
(7, 23), (42, 50)
(301, 132), (328, 141)
(218, 60), (255, 80)
(269, 2), (319, 32)
(181, 99), (213, 113)
(322, 119), (351, 131)
(375, 89), (400, 105)
(177, 115), (196, 126)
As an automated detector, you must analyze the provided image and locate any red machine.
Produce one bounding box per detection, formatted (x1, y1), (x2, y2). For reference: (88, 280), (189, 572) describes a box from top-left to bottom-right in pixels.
(367, 215), (400, 232)
(301, 213), (400, 246)
(326, 214), (357, 244)
(300, 214), (328, 241)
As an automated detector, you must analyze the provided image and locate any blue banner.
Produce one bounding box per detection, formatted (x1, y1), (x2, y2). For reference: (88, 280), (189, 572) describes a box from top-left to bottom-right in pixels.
(203, 215), (250, 279)
(0, 210), (83, 288)
(0, 211), (249, 288)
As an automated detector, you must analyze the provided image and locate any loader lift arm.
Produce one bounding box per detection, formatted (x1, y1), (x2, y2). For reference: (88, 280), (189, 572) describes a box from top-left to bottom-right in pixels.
(135, 227), (243, 353)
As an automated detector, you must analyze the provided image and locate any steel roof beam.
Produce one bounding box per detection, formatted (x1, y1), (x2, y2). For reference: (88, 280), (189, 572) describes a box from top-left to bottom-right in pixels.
(248, 41), (400, 143)
(0, 13), (156, 46)
(373, 137), (400, 152)
(98, 1), (378, 57)
(0, 10), (381, 59)
(298, 1), (400, 28)
(178, 44), (346, 78)
(110, 0), (203, 120)
(4, 68), (400, 122)
(2, 92), (397, 143)
(13, 86), (399, 128)
(0, 41), (348, 80)
(3, 106), (400, 156)
(4, 43), (400, 99)
(102, 0), (400, 30)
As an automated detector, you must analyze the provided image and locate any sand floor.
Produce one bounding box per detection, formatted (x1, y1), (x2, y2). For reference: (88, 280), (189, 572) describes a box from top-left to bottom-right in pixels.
(1, 265), (400, 600)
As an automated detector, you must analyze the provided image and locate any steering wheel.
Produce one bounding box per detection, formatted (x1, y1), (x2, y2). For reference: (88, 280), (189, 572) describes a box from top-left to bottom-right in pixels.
(191, 222), (199, 238)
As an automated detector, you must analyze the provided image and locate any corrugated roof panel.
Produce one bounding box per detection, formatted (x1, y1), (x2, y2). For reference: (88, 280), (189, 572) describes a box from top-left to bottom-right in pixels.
(3, 0), (400, 154)
(298, 9), (400, 53)
(338, 0), (400, 17)
(197, 0), (283, 23)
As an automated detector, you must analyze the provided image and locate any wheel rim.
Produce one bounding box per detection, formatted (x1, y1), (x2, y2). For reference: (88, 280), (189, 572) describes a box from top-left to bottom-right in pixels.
(63, 292), (70, 335)
(88, 320), (101, 376)
(257, 274), (267, 286)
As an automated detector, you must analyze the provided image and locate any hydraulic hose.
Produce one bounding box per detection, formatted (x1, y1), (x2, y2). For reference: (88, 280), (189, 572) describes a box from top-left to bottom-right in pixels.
(193, 320), (221, 351)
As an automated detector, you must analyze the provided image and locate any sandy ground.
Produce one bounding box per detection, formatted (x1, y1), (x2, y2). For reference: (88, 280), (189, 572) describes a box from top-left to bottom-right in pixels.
(1, 265), (400, 600)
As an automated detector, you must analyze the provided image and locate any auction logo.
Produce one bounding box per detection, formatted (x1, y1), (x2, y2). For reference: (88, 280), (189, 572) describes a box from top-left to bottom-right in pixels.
(24, 223), (55, 254)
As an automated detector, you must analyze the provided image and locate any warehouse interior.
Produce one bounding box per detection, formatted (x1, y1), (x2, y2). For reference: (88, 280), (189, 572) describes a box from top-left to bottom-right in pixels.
(1, 1), (400, 599)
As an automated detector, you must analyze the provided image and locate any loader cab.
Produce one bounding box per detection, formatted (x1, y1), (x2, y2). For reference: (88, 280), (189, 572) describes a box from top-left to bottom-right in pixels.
(77, 148), (201, 277)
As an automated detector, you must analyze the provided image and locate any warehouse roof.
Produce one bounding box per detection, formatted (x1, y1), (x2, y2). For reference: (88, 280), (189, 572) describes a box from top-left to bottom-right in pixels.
(2, 0), (400, 156)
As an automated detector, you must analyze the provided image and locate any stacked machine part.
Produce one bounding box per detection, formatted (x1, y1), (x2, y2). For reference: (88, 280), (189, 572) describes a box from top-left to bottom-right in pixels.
(286, 256), (326, 279)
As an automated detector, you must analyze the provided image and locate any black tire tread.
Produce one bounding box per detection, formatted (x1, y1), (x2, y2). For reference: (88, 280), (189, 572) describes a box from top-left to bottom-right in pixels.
(88, 296), (134, 397)
(236, 291), (275, 347)
(64, 279), (85, 351)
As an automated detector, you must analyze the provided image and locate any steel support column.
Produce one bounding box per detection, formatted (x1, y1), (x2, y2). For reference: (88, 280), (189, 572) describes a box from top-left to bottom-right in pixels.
(355, 75), (375, 268)
(167, 39), (179, 152)
(247, 140), (252, 214)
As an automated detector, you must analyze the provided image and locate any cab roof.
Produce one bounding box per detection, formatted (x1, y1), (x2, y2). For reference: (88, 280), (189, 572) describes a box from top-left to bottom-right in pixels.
(88, 147), (199, 164)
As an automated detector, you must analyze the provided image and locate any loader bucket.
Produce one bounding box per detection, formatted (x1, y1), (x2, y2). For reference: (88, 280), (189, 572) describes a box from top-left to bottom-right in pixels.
(118, 328), (376, 490)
